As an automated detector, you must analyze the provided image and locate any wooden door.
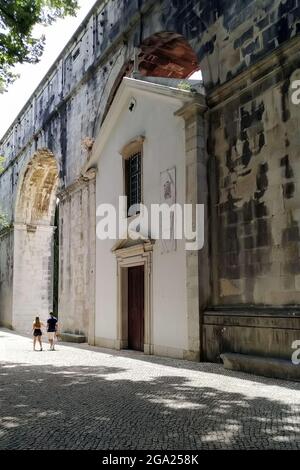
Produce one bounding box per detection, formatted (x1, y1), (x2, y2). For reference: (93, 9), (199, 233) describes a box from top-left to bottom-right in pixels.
(128, 266), (144, 351)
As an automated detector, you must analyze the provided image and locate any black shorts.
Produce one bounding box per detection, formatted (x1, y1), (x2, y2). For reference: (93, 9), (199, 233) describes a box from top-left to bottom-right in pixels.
(33, 329), (42, 337)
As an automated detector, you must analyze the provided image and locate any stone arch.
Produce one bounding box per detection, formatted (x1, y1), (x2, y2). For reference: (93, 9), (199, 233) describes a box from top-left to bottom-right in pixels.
(12, 149), (59, 333)
(15, 149), (59, 227)
(101, 31), (201, 125)
(138, 31), (199, 78)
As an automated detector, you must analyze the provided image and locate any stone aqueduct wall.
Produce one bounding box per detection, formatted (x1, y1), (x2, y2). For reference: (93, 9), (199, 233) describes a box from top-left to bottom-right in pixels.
(1, 0), (300, 357)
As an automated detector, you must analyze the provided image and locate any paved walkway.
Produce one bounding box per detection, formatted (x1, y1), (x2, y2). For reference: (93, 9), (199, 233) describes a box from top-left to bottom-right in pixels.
(0, 328), (299, 450)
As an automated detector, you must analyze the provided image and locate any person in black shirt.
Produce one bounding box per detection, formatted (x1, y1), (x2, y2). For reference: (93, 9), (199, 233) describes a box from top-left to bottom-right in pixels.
(47, 312), (58, 351)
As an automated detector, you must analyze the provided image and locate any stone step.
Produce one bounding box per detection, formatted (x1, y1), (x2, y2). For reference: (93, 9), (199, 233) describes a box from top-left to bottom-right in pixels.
(59, 333), (86, 344)
(221, 352), (300, 382)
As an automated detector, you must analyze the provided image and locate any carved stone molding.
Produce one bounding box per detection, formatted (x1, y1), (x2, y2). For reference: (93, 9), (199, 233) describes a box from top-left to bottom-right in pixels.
(57, 167), (97, 202)
(175, 99), (207, 120)
(114, 240), (154, 355)
(81, 167), (97, 181)
(119, 135), (145, 159)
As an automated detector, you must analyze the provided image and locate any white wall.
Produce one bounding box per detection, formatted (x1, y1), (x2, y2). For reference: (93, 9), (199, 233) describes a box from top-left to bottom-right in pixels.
(59, 180), (96, 338)
(95, 86), (188, 356)
(12, 226), (54, 334)
(0, 231), (14, 328)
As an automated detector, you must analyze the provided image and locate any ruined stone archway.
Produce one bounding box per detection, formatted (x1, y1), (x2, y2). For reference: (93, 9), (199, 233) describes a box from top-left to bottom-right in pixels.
(101, 31), (201, 128)
(12, 150), (59, 333)
(15, 149), (59, 227)
(138, 31), (199, 79)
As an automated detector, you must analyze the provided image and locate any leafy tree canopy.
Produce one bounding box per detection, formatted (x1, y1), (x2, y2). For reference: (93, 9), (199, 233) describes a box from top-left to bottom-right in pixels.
(0, 0), (79, 91)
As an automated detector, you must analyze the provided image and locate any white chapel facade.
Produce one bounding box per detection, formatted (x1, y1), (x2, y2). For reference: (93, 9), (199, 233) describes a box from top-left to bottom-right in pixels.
(78, 76), (207, 360)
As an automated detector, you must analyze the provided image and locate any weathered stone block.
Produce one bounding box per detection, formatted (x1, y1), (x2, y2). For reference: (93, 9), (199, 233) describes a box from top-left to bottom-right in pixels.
(221, 352), (300, 382)
(60, 332), (86, 343)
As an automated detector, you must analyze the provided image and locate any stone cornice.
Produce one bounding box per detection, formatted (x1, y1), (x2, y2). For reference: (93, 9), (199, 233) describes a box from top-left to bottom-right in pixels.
(119, 135), (145, 159)
(58, 167), (97, 201)
(13, 223), (55, 232)
(113, 240), (155, 258)
(207, 35), (300, 110)
(175, 99), (208, 120)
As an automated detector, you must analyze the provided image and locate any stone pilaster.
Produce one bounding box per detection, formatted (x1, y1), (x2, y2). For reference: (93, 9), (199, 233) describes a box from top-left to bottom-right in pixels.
(176, 98), (210, 361)
(12, 223), (55, 333)
(57, 168), (97, 344)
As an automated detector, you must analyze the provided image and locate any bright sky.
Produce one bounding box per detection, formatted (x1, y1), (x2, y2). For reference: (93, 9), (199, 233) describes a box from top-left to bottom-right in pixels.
(0, 0), (96, 139)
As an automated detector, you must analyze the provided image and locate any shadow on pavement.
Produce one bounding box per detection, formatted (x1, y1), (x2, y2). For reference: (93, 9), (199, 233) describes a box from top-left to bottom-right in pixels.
(0, 361), (299, 450)
(56, 341), (300, 392)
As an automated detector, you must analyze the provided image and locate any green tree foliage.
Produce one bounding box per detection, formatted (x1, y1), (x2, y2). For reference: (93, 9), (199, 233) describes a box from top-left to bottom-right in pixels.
(0, 0), (79, 91)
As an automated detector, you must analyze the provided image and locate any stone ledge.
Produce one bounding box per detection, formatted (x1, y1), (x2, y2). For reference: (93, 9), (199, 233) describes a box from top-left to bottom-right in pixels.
(205, 306), (300, 317)
(221, 353), (300, 382)
(60, 333), (86, 344)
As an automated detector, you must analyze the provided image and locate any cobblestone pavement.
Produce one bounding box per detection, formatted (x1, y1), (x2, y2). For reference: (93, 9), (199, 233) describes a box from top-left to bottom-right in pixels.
(0, 329), (300, 450)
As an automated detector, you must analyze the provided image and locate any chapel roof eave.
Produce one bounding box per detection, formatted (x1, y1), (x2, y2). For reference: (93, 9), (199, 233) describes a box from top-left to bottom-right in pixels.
(82, 76), (206, 174)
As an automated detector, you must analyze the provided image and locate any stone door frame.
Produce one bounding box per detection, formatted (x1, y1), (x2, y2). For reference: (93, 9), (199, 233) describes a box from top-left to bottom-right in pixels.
(114, 241), (153, 354)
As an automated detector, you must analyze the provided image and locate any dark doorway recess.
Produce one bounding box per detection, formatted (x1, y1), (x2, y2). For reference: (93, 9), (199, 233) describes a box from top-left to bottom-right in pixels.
(128, 266), (144, 351)
(53, 203), (59, 317)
